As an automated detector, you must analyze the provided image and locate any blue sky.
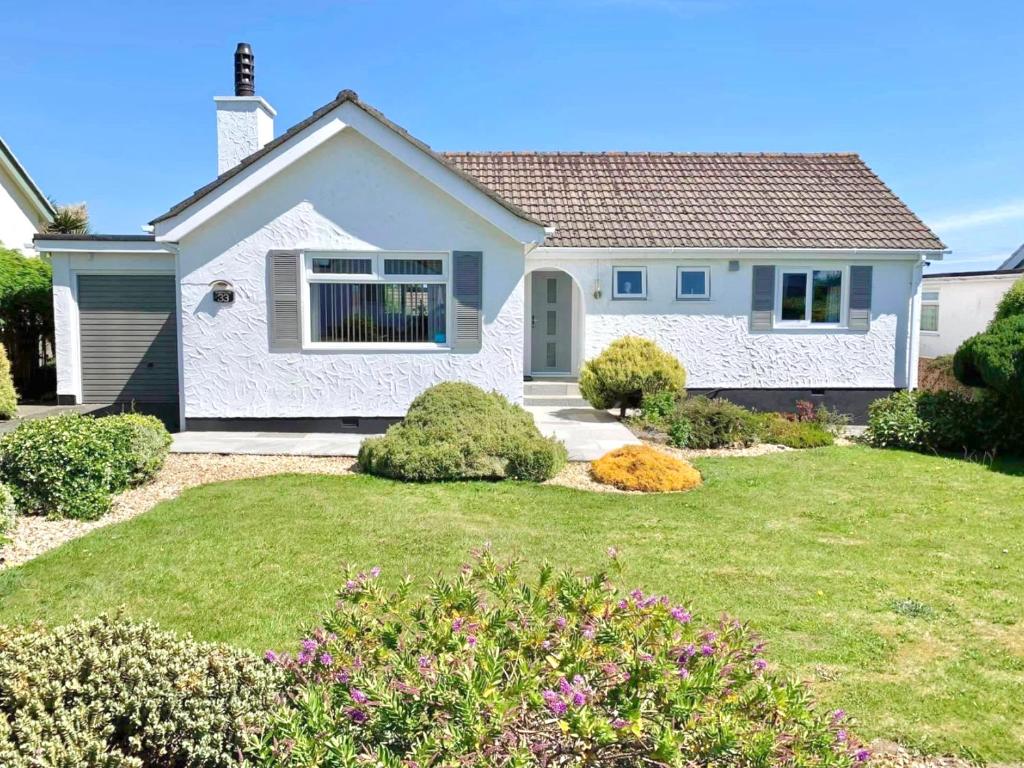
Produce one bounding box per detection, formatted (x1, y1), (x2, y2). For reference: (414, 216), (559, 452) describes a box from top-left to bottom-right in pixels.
(2, 0), (1021, 272)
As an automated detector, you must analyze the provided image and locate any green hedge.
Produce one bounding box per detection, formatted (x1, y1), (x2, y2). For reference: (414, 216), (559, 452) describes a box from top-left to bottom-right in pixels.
(580, 337), (686, 417)
(0, 615), (282, 768)
(0, 344), (15, 420)
(358, 382), (567, 482)
(0, 412), (171, 520)
(0, 483), (13, 540)
(670, 396), (761, 449)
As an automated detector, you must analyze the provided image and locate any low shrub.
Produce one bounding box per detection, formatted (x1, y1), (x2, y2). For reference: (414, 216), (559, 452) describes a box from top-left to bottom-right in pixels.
(102, 413), (173, 487)
(0, 344), (16, 420)
(919, 355), (972, 396)
(591, 444), (702, 492)
(0, 482), (14, 540)
(670, 396), (760, 449)
(580, 337), (686, 417)
(666, 414), (692, 448)
(993, 277), (1024, 323)
(253, 552), (867, 768)
(0, 412), (171, 520)
(358, 382), (567, 482)
(0, 614), (282, 768)
(865, 390), (925, 449)
(637, 389), (678, 425)
(757, 413), (834, 448)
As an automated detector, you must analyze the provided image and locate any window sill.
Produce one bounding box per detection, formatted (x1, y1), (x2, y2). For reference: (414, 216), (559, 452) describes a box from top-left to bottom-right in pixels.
(611, 296), (647, 301)
(772, 323), (851, 331)
(303, 342), (451, 352)
(676, 296), (711, 302)
(920, 331), (940, 336)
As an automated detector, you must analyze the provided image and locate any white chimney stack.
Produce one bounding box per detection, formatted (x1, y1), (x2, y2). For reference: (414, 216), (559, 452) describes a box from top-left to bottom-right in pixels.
(215, 43), (275, 174)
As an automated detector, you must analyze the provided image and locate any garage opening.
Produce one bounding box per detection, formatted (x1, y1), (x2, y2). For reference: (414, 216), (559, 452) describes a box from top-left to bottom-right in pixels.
(77, 274), (179, 415)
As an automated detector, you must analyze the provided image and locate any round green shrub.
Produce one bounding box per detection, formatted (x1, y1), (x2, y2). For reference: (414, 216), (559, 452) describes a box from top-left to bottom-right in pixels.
(358, 382), (567, 482)
(993, 278), (1024, 323)
(865, 391), (925, 449)
(253, 552), (868, 767)
(757, 413), (834, 448)
(580, 337), (686, 417)
(666, 414), (693, 448)
(954, 314), (1024, 400)
(672, 396), (759, 449)
(0, 413), (121, 519)
(101, 413), (172, 487)
(0, 614), (282, 768)
(0, 482), (14, 539)
(0, 343), (16, 420)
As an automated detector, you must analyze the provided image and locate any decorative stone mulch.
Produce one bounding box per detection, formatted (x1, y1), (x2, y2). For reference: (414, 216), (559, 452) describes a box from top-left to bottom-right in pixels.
(0, 454), (355, 570)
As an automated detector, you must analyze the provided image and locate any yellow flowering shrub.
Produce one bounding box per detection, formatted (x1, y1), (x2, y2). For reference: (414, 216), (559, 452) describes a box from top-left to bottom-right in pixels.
(591, 444), (702, 492)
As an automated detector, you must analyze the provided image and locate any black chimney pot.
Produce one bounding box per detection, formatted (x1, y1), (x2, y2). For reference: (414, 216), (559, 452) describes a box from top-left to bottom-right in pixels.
(234, 43), (255, 97)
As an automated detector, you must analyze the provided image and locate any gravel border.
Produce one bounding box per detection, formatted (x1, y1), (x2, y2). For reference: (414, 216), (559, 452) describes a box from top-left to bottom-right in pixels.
(0, 454), (355, 569)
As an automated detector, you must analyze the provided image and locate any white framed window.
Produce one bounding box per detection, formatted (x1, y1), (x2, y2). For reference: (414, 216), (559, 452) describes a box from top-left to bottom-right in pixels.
(921, 290), (939, 333)
(776, 267), (846, 327)
(303, 251), (449, 347)
(612, 266), (647, 300)
(676, 266), (711, 300)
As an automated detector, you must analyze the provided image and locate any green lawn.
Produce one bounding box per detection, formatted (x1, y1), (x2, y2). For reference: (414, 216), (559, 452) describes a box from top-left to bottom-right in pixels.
(1, 446), (1022, 761)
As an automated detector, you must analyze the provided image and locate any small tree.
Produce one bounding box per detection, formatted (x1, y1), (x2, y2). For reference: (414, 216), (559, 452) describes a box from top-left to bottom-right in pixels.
(44, 202), (90, 235)
(993, 278), (1024, 324)
(0, 248), (53, 400)
(579, 336), (686, 418)
(0, 344), (16, 419)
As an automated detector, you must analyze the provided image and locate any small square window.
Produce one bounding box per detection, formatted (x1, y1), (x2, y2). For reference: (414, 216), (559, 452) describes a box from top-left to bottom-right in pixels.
(677, 267), (710, 299)
(613, 267), (647, 299)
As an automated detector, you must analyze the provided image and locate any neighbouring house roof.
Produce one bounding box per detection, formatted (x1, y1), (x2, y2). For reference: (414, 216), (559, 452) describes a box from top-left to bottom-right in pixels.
(151, 90), (544, 230)
(443, 152), (945, 250)
(0, 136), (56, 223)
(923, 267), (1024, 279)
(999, 242), (1024, 270)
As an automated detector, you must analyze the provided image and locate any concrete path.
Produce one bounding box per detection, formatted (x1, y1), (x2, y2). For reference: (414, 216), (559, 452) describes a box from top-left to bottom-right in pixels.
(527, 405), (640, 461)
(171, 430), (373, 456)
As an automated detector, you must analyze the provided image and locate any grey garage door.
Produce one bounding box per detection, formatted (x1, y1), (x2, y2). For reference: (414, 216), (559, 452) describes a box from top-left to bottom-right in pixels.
(78, 274), (179, 404)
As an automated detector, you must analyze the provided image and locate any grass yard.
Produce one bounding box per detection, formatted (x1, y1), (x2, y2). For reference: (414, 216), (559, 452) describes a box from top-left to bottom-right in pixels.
(1, 446), (1022, 761)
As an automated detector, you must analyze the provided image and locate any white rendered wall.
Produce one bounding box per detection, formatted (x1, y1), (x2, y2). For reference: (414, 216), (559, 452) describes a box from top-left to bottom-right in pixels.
(920, 273), (1021, 358)
(214, 96), (276, 174)
(50, 251), (177, 402)
(0, 164), (45, 254)
(176, 127), (526, 419)
(528, 253), (919, 389)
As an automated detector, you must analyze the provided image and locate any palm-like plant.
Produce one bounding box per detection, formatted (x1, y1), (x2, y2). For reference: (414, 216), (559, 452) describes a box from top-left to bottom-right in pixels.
(45, 202), (90, 235)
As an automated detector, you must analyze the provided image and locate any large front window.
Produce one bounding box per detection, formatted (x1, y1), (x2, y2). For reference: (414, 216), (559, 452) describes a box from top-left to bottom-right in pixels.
(777, 268), (844, 326)
(306, 252), (448, 345)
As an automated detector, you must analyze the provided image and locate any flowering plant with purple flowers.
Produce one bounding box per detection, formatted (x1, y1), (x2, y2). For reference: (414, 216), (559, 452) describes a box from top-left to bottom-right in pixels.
(252, 550), (867, 767)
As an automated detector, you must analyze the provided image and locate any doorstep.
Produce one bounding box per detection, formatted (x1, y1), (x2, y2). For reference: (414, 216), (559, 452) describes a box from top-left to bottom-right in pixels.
(527, 405), (640, 462)
(171, 431), (376, 457)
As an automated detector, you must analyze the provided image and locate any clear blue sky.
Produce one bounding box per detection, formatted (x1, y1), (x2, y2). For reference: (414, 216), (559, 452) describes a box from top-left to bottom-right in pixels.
(3, 0), (1021, 272)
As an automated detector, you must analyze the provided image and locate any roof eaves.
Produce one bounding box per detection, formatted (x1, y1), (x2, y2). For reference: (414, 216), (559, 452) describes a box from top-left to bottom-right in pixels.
(0, 136), (56, 220)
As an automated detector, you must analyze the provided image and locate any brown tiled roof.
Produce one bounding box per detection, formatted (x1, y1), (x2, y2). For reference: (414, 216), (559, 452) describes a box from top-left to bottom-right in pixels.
(443, 152), (944, 250)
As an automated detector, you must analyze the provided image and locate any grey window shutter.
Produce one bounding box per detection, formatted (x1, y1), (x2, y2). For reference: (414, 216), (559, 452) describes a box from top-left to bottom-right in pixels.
(268, 250), (301, 351)
(848, 265), (873, 331)
(452, 250), (482, 352)
(750, 265), (775, 331)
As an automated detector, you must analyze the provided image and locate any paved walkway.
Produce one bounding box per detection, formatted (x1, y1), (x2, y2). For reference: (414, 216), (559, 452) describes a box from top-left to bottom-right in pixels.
(171, 406), (638, 461)
(171, 430), (369, 456)
(526, 405), (640, 461)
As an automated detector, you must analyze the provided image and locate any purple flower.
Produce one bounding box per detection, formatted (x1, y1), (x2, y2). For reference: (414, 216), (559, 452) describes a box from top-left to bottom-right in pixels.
(677, 668), (690, 679)
(670, 606), (691, 623)
(369, 566), (381, 578)
(630, 588), (644, 601)
(638, 652), (654, 663)
(753, 659), (767, 672)
(611, 717), (628, 729)
(346, 707), (367, 724)
(333, 670), (349, 683)
(466, 634), (478, 647)
(555, 616), (567, 630)
(617, 599), (629, 611)
(832, 709), (845, 722)
(319, 653), (333, 666)
(264, 650), (279, 663)
(418, 655), (432, 669)
(542, 690), (567, 716)
(700, 644), (714, 656)
(350, 688), (369, 705)
(558, 677), (572, 695)
(301, 638), (318, 653)
(836, 730), (848, 743)
(452, 617), (464, 633)
(571, 691), (586, 707)
(582, 624), (596, 639)
(297, 651), (313, 666)
(855, 749), (870, 762)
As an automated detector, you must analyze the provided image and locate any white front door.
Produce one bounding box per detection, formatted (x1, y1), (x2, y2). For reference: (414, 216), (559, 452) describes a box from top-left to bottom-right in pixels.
(530, 271), (572, 374)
